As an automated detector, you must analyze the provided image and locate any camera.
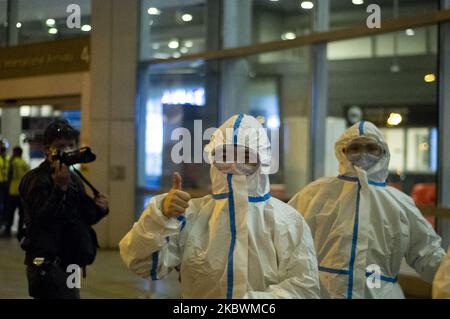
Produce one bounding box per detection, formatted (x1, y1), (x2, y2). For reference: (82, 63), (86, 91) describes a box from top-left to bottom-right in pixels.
(51, 147), (97, 166)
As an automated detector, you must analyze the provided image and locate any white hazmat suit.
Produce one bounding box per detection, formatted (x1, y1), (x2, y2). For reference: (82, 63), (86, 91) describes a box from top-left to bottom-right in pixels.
(289, 121), (445, 299)
(120, 114), (320, 299)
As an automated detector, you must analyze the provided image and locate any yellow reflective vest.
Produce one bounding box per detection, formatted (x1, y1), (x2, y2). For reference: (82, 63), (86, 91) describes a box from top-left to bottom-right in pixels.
(9, 157), (30, 196)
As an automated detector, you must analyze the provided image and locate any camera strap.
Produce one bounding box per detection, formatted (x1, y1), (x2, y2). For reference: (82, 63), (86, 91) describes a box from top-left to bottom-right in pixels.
(72, 167), (100, 196)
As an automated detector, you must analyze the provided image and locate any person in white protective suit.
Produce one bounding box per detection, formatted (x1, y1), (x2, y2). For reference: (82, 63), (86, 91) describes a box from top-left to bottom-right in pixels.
(433, 248), (450, 298)
(289, 121), (445, 299)
(120, 114), (320, 299)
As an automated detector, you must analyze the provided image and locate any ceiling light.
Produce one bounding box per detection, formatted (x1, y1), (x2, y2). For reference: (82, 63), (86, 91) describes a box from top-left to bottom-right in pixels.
(184, 40), (194, 48)
(147, 7), (161, 15)
(168, 40), (180, 49)
(181, 13), (193, 22)
(81, 24), (91, 32)
(300, 1), (314, 10)
(46, 18), (56, 26)
(424, 73), (436, 83)
(405, 28), (415, 36)
(48, 28), (58, 34)
(20, 106), (31, 117)
(281, 32), (296, 40)
(180, 47), (189, 54)
(352, 0), (364, 5)
(16, 22), (22, 28)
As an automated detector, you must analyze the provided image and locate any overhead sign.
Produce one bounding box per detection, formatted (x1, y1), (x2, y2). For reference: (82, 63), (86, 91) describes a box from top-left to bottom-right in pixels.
(0, 37), (90, 79)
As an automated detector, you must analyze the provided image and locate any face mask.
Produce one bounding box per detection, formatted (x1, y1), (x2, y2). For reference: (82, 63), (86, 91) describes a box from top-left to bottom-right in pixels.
(214, 162), (259, 176)
(347, 153), (381, 171)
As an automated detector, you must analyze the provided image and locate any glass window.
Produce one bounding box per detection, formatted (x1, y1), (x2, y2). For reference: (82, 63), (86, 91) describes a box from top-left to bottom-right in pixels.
(140, 0), (315, 58)
(135, 59), (219, 214)
(330, 0), (440, 30)
(139, 0), (208, 61)
(12, 0), (91, 46)
(326, 26), (438, 201)
(328, 25), (437, 61)
(139, 0), (442, 61)
(0, 0), (6, 46)
(250, 0), (313, 45)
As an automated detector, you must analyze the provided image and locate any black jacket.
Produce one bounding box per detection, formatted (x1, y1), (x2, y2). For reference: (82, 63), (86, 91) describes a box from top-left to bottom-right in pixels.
(19, 160), (108, 267)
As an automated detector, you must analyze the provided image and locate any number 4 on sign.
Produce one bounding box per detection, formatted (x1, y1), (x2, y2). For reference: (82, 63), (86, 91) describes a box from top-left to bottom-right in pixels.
(367, 4), (381, 29)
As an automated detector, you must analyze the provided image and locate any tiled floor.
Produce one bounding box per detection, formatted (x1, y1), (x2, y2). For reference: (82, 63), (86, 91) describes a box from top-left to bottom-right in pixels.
(0, 238), (181, 299)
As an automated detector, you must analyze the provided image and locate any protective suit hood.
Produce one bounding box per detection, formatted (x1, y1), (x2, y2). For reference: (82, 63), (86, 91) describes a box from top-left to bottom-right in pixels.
(335, 121), (390, 184)
(204, 114), (271, 198)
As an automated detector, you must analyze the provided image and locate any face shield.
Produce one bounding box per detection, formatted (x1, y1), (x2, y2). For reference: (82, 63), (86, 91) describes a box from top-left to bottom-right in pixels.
(212, 144), (260, 176)
(344, 136), (384, 171)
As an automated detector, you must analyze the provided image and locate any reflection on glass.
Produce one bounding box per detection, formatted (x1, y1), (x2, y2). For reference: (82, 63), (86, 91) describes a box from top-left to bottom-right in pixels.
(327, 25), (438, 196)
(140, 0), (207, 61)
(138, 0), (440, 59)
(8, 0), (92, 45)
(0, 0), (6, 46)
(137, 60), (217, 191)
(330, 0), (439, 30)
(251, 0), (313, 45)
(219, 48), (311, 198)
(328, 26), (437, 61)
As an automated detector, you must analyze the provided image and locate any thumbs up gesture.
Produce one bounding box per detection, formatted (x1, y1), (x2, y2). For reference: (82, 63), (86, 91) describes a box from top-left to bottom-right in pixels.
(162, 172), (191, 219)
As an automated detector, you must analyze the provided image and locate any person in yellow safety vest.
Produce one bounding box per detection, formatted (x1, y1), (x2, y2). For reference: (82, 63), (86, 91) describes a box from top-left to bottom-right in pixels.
(0, 139), (10, 234)
(0, 147), (30, 239)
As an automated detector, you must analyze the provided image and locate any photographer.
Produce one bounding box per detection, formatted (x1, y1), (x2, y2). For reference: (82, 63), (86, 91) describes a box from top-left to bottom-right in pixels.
(19, 119), (109, 299)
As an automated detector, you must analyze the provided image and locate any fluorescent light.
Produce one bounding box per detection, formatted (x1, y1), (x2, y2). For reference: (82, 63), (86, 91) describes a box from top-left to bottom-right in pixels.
(48, 28), (58, 34)
(405, 28), (415, 36)
(41, 105), (53, 117)
(184, 40), (194, 48)
(46, 18), (56, 26)
(168, 40), (179, 49)
(352, 0), (364, 5)
(147, 7), (161, 15)
(300, 1), (314, 10)
(281, 32), (296, 40)
(424, 73), (436, 83)
(20, 106), (31, 117)
(81, 24), (91, 32)
(270, 0), (280, 2)
(16, 22), (22, 28)
(181, 13), (193, 22)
